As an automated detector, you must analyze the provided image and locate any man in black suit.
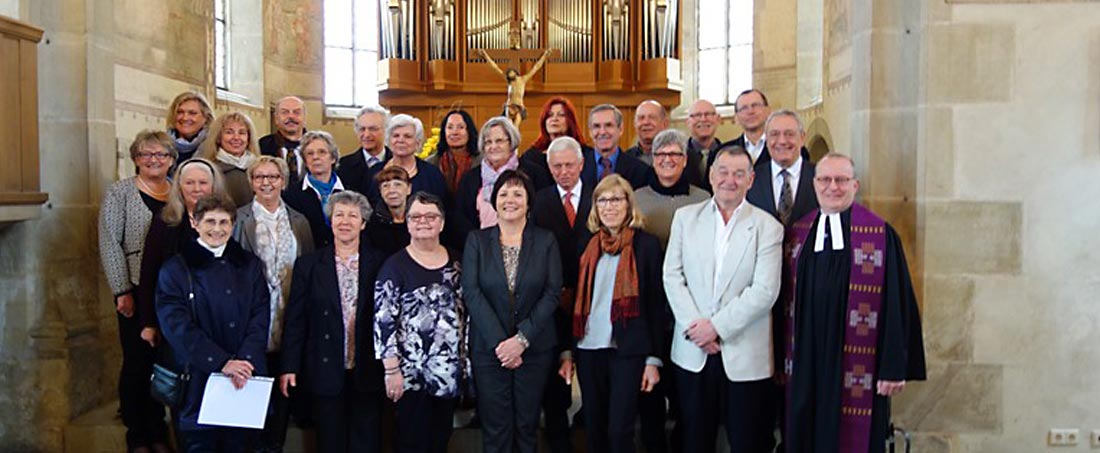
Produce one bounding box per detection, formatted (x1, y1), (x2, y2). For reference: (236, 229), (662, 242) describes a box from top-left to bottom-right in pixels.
(581, 104), (653, 189)
(531, 136), (592, 453)
(338, 106), (392, 195)
(711, 89), (772, 171)
(685, 99), (724, 192)
(744, 109), (818, 453)
(280, 191), (387, 453)
(625, 100), (669, 167)
(259, 96), (308, 181)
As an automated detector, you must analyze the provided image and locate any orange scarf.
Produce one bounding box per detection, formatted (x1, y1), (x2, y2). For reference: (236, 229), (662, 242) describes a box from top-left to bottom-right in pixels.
(573, 227), (640, 338)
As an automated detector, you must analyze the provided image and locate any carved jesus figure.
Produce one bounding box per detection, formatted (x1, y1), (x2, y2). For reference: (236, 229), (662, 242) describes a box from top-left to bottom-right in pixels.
(477, 47), (553, 128)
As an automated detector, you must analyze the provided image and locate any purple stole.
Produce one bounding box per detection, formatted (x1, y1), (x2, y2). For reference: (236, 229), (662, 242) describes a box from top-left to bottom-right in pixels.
(787, 204), (887, 453)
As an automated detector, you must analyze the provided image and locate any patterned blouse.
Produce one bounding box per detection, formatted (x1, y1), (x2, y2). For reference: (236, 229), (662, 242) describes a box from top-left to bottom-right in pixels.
(502, 245), (521, 294)
(374, 249), (467, 398)
(335, 253), (359, 370)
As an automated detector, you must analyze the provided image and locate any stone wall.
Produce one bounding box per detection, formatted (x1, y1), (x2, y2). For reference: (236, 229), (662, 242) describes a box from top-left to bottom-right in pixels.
(678, 0), (1100, 450)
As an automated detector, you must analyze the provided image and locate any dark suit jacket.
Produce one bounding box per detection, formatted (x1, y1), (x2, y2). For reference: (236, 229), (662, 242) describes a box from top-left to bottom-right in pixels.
(686, 136), (723, 193)
(746, 157), (818, 227)
(532, 183), (594, 347)
(566, 230), (666, 358)
(581, 148), (653, 189)
(281, 181), (342, 249)
(338, 147), (392, 196)
(281, 243), (387, 396)
(461, 224), (563, 359)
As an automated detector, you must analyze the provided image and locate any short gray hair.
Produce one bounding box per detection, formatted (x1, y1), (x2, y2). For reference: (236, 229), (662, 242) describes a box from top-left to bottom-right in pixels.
(300, 130), (341, 168)
(545, 136), (583, 162)
(355, 105), (391, 132)
(764, 109), (804, 134)
(478, 116), (521, 154)
(652, 129), (687, 154)
(589, 104), (624, 128)
(386, 114), (425, 147)
(324, 190), (373, 221)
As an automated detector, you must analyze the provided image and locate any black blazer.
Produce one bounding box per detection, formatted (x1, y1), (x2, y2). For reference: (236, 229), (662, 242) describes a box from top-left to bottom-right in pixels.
(686, 136), (722, 193)
(746, 157), (818, 227)
(521, 145), (596, 192)
(338, 147), (392, 196)
(461, 224), (563, 359)
(532, 184), (593, 291)
(281, 181), (342, 249)
(567, 230), (666, 358)
(281, 243), (387, 396)
(581, 148), (653, 189)
(532, 184), (594, 348)
(449, 167), (485, 252)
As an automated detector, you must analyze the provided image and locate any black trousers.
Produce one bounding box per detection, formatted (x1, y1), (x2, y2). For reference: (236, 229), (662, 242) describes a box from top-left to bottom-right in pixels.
(116, 311), (169, 450)
(473, 350), (552, 453)
(676, 355), (773, 453)
(181, 427), (256, 453)
(541, 353), (574, 453)
(395, 390), (456, 453)
(312, 370), (382, 453)
(256, 351), (290, 452)
(638, 329), (676, 453)
(575, 348), (645, 453)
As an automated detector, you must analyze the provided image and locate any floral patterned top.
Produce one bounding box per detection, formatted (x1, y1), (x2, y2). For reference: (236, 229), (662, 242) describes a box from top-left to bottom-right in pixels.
(374, 249), (468, 398)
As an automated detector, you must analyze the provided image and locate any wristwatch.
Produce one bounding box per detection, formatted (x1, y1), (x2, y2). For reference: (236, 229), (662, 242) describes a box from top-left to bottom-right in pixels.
(515, 331), (530, 348)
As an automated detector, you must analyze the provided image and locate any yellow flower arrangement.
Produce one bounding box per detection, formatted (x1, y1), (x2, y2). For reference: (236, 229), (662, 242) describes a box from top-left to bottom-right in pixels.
(418, 127), (440, 160)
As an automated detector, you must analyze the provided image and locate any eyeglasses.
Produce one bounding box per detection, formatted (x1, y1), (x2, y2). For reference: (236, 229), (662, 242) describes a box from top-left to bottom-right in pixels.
(137, 152), (172, 160)
(252, 174), (283, 182)
(653, 152), (685, 160)
(813, 176), (854, 186)
(736, 102), (765, 113)
(595, 196), (627, 207)
(408, 213), (443, 223)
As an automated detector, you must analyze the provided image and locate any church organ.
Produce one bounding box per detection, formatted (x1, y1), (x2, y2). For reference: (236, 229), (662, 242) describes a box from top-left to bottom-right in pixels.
(373, 0), (682, 149)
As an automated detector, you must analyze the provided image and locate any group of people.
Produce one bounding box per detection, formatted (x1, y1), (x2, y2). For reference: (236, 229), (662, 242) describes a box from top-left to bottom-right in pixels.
(98, 88), (926, 453)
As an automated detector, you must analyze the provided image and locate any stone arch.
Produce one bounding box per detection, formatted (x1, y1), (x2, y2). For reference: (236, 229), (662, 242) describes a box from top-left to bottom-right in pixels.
(804, 116), (833, 161)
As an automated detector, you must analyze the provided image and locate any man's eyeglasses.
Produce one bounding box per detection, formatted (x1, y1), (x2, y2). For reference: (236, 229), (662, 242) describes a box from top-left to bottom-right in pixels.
(813, 176), (853, 186)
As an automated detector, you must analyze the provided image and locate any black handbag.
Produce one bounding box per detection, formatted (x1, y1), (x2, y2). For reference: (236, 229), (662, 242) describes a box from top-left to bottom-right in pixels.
(149, 260), (195, 408)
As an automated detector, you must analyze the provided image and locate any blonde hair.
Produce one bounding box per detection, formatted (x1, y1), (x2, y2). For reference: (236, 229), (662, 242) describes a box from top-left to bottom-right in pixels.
(166, 91), (214, 131)
(246, 155), (290, 183)
(162, 158), (227, 226)
(586, 174), (645, 233)
(198, 111), (260, 160)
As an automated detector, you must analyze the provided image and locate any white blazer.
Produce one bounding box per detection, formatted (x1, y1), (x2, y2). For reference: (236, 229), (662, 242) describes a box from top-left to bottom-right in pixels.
(663, 198), (783, 382)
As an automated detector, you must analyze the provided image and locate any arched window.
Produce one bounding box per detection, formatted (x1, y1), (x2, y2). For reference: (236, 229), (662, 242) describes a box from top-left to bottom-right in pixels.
(697, 0), (753, 106)
(324, 0), (381, 107)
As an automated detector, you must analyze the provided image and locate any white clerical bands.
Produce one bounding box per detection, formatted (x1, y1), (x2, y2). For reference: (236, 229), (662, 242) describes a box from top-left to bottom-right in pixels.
(814, 213), (845, 252)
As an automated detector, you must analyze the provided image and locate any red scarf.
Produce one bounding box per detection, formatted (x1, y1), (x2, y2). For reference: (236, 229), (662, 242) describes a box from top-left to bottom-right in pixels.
(573, 227), (641, 338)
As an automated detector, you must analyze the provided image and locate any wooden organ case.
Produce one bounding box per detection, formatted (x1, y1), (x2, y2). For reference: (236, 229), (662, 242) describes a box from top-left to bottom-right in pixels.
(375, 0), (682, 149)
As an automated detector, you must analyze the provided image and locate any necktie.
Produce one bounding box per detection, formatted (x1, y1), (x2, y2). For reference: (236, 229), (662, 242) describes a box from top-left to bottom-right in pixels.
(367, 155), (380, 168)
(563, 192), (576, 227)
(284, 148), (300, 179)
(600, 157), (613, 180)
(778, 169), (793, 224)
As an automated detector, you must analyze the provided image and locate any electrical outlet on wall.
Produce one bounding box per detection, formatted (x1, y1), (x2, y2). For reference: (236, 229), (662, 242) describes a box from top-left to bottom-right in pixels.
(1049, 428), (1080, 446)
(1089, 429), (1100, 448)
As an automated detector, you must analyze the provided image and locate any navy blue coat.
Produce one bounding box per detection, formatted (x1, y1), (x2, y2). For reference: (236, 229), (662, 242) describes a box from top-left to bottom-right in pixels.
(156, 238), (270, 432)
(281, 242), (388, 396)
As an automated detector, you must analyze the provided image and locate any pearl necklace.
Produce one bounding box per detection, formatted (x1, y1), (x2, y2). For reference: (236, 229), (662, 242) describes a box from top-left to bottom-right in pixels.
(136, 176), (170, 199)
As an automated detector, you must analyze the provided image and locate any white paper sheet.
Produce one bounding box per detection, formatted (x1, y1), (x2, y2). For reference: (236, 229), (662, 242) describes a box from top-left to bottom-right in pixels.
(197, 373), (274, 429)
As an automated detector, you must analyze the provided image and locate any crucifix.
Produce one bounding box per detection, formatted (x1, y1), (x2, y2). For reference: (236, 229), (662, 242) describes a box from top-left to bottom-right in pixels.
(474, 0), (559, 128)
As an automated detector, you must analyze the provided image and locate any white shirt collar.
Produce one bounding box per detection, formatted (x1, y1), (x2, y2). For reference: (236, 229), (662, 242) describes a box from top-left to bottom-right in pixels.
(301, 173), (346, 193)
(710, 196), (746, 226)
(744, 133), (765, 148)
(556, 180), (582, 200)
(362, 147), (386, 161)
(770, 156), (803, 179)
(813, 211), (845, 252)
(197, 238), (227, 258)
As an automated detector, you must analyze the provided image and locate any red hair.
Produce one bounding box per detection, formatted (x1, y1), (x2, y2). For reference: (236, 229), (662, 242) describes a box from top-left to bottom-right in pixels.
(530, 96), (587, 151)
